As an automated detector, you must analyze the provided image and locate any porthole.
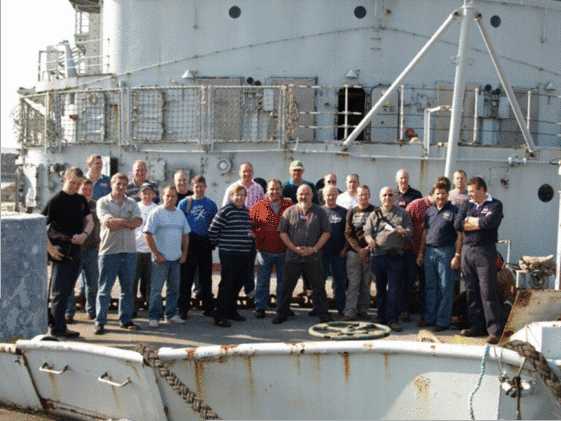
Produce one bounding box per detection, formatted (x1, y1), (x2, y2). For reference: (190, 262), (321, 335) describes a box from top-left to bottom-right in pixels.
(229, 6), (241, 19)
(538, 184), (554, 203)
(490, 15), (501, 28)
(354, 6), (367, 19)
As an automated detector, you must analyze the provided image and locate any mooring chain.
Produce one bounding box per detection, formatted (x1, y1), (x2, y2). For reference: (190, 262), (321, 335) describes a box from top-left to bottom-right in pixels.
(136, 344), (221, 420)
(503, 340), (561, 405)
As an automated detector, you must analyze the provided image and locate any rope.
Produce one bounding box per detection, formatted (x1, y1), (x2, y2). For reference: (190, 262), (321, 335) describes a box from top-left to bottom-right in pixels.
(503, 340), (561, 406)
(468, 343), (491, 421)
(136, 344), (221, 420)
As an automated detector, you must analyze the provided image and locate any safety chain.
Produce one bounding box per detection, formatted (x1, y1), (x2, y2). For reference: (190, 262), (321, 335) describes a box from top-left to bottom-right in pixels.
(503, 340), (561, 405)
(136, 344), (221, 420)
(468, 343), (491, 421)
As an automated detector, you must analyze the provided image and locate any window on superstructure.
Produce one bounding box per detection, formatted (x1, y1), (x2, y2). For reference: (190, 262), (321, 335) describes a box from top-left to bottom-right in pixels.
(354, 6), (367, 19)
(75, 11), (90, 34)
(337, 88), (366, 141)
(229, 6), (241, 19)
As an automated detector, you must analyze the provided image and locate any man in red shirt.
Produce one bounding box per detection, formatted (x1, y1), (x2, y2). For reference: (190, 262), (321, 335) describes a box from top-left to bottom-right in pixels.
(250, 179), (293, 318)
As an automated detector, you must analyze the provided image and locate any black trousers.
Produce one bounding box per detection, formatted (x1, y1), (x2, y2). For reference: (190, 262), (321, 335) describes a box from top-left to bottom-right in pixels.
(215, 251), (250, 319)
(276, 258), (328, 318)
(134, 252), (152, 306)
(462, 244), (505, 337)
(179, 234), (214, 315)
(49, 245), (81, 333)
(371, 254), (403, 324)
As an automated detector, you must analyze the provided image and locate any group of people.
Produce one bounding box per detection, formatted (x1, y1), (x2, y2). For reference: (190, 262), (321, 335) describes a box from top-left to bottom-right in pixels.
(43, 155), (505, 344)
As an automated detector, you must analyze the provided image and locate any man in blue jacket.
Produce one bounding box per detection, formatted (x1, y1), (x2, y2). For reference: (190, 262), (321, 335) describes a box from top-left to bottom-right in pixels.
(454, 176), (504, 344)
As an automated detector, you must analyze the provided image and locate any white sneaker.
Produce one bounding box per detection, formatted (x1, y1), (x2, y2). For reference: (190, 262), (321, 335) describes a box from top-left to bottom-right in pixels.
(167, 315), (185, 324)
(148, 319), (159, 328)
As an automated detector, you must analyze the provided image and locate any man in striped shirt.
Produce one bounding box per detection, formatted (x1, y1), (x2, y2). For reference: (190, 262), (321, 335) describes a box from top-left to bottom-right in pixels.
(210, 185), (254, 327)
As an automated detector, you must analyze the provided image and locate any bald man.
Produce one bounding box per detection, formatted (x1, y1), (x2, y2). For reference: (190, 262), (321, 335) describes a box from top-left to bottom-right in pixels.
(273, 185), (331, 324)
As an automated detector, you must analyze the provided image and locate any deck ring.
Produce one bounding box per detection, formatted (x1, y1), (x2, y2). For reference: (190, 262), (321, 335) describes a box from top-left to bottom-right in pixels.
(308, 321), (391, 340)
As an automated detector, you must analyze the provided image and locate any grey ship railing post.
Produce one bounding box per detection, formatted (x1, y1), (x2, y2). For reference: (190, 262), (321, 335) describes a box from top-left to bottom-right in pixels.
(341, 9), (458, 150)
(474, 17), (536, 153)
(472, 87), (479, 144)
(444, 0), (475, 179)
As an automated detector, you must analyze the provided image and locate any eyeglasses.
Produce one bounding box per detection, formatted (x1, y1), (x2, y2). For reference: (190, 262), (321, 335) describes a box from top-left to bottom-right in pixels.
(382, 193), (393, 197)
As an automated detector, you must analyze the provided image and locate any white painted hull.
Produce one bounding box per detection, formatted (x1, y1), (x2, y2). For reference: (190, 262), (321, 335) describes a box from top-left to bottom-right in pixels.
(2, 334), (560, 420)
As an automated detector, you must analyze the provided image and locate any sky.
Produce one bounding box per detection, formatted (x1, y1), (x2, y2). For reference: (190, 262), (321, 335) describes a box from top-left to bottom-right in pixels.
(1, 1), (75, 150)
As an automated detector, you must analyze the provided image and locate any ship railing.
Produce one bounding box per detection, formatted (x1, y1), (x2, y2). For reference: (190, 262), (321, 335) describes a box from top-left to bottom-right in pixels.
(15, 85), (561, 149)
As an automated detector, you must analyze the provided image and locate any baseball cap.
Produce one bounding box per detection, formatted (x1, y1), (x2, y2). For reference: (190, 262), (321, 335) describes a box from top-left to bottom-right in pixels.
(139, 182), (155, 193)
(289, 160), (304, 170)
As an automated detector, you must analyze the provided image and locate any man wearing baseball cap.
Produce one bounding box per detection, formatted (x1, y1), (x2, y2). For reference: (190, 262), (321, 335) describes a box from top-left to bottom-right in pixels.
(282, 160), (318, 205)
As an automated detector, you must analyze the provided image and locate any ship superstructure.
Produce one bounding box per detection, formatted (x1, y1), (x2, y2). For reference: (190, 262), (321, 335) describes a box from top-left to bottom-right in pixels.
(13, 0), (561, 261)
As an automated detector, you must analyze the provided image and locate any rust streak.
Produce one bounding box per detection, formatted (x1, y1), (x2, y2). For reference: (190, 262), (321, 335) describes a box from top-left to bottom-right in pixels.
(193, 361), (205, 398)
(342, 352), (350, 384)
(516, 289), (532, 307)
(221, 344), (238, 353)
(245, 356), (256, 396)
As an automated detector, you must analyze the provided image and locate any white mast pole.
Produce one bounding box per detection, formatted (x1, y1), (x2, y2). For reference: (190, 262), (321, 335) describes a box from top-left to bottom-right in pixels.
(444, 0), (475, 179)
(475, 17), (536, 153)
(342, 10), (458, 149)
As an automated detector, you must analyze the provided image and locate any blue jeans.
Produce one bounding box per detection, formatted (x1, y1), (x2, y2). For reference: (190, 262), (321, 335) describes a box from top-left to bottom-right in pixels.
(149, 260), (180, 320)
(424, 245), (456, 327)
(95, 253), (136, 326)
(255, 251), (285, 310)
(66, 247), (99, 318)
(322, 254), (347, 313)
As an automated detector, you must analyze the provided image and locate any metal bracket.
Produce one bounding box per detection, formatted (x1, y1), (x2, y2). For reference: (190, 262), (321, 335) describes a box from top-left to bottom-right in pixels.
(39, 362), (68, 375)
(97, 372), (131, 388)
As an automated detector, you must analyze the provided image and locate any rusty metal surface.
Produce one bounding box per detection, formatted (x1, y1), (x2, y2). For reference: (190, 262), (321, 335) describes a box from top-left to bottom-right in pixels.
(500, 290), (561, 345)
(0, 344), (42, 412)
(15, 340), (166, 421)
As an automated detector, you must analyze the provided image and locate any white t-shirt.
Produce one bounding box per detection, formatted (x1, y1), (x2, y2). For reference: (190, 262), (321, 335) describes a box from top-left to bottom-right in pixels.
(136, 202), (157, 253)
(144, 205), (191, 261)
(336, 191), (358, 210)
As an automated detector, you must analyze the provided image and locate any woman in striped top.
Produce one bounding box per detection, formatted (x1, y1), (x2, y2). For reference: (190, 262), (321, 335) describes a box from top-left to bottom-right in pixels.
(209, 185), (254, 327)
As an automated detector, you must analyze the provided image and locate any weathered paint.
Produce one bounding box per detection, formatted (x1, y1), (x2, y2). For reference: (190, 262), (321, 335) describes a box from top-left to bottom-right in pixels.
(501, 290), (561, 344)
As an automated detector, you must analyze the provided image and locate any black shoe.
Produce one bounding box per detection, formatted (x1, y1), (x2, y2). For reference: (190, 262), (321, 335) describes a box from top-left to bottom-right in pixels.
(94, 325), (106, 335)
(287, 309), (296, 317)
(230, 313), (246, 322)
(65, 315), (75, 324)
(179, 312), (188, 321)
(52, 329), (80, 338)
(460, 328), (486, 337)
(120, 321), (140, 331)
(272, 315), (287, 325)
(87, 313), (96, 320)
(343, 315), (356, 321)
(432, 325), (447, 332)
(203, 310), (214, 317)
(214, 318), (231, 328)
(357, 313), (370, 321)
(308, 309), (318, 317)
(319, 315), (331, 323)
(255, 309), (266, 319)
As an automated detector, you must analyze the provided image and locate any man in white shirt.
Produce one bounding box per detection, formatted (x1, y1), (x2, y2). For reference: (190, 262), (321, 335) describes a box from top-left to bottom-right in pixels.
(336, 174), (360, 210)
(144, 186), (190, 327)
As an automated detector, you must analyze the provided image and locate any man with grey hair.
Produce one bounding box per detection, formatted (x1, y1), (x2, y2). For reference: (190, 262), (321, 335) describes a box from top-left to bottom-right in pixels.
(273, 184), (331, 324)
(174, 169), (193, 203)
(127, 160), (159, 203)
(317, 173), (340, 206)
(364, 186), (412, 331)
(395, 169), (422, 209)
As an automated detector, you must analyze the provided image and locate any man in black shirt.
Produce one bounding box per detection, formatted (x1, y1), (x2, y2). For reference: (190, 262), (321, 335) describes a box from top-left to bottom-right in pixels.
(395, 169), (422, 209)
(454, 176), (504, 344)
(321, 185), (348, 315)
(42, 167), (94, 338)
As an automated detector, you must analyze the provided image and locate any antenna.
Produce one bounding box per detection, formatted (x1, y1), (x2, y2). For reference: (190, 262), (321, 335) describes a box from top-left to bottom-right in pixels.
(342, 0), (536, 178)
